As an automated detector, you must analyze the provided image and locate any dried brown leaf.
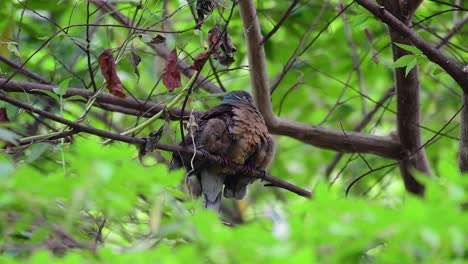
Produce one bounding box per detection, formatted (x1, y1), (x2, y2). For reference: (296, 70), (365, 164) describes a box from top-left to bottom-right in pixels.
(130, 48), (142, 78)
(97, 49), (126, 97)
(162, 49), (182, 92)
(149, 34), (166, 44)
(207, 24), (236, 66)
(189, 51), (210, 71)
(0, 108), (9, 122)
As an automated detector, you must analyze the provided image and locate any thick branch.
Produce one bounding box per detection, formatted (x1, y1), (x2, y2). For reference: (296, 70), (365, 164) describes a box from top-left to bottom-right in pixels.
(382, 1), (430, 195)
(355, 0), (468, 92)
(0, 91), (310, 197)
(273, 118), (403, 159)
(459, 95), (468, 172)
(1, 78), (404, 159)
(0, 78), (192, 120)
(238, 0), (403, 160)
(238, 0), (278, 127)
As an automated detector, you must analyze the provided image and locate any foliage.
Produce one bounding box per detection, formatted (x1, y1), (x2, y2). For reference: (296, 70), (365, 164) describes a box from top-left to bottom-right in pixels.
(0, 139), (466, 263)
(0, 0), (466, 263)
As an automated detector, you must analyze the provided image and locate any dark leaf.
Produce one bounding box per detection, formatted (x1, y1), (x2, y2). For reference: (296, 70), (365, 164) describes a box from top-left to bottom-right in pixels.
(196, 0), (214, 27)
(208, 24), (236, 67)
(149, 34), (166, 44)
(0, 109), (16, 148)
(139, 125), (165, 163)
(97, 49), (126, 97)
(189, 51), (210, 71)
(130, 47), (141, 79)
(208, 24), (222, 51)
(162, 49), (182, 92)
(197, 0), (214, 15)
(0, 107), (10, 122)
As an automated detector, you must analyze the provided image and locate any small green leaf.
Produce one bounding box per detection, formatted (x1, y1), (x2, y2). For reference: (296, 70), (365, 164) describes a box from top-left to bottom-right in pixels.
(0, 127), (18, 145)
(394, 42), (422, 55)
(64, 95), (87, 102)
(53, 78), (71, 96)
(405, 58), (418, 76)
(392, 55), (416, 68)
(25, 143), (50, 163)
(7, 42), (19, 57)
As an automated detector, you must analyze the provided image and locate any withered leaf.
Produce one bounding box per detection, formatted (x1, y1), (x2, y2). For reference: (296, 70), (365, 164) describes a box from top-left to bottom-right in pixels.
(208, 24), (236, 67)
(189, 51), (210, 71)
(162, 49), (182, 92)
(138, 125), (165, 163)
(0, 107), (9, 122)
(97, 49), (126, 97)
(0, 107), (15, 148)
(130, 47), (142, 79)
(149, 34), (166, 44)
(196, 0), (214, 27)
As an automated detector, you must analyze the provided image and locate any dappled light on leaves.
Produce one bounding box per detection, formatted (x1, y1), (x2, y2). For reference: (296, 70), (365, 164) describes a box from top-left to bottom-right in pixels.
(97, 49), (126, 97)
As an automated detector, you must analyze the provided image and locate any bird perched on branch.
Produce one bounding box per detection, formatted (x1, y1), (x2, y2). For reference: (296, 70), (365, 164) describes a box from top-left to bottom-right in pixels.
(171, 90), (275, 213)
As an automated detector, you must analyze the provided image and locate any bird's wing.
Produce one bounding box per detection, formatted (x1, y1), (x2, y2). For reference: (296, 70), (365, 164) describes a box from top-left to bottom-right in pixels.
(170, 103), (235, 173)
(223, 103), (274, 200)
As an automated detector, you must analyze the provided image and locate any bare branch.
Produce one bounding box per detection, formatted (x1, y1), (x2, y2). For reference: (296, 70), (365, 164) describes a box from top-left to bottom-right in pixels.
(0, 78), (193, 120)
(260, 0), (300, 45)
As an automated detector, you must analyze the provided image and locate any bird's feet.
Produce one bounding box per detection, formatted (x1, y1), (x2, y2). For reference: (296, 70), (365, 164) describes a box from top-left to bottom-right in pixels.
(218, 154), (231, 167)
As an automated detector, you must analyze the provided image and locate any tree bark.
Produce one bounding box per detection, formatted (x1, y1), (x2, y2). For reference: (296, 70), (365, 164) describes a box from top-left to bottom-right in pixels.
(459, 94), (468, 172)
(384, 0), (430, 195)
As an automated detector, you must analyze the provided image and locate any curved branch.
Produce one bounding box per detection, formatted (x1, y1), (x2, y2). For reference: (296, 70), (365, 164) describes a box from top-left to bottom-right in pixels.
(238, 0), (403, 160)
(1, 78), (404, 159)
(0, 78), (193, 120)
(0, 91), (310, 197)
(355, 0), (468, 92)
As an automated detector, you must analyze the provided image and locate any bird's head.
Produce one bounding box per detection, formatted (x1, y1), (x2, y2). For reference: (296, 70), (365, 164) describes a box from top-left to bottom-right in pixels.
(221, 90), (253, 104)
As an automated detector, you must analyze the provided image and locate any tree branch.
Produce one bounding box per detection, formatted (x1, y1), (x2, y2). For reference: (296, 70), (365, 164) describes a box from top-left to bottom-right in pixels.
(0, 91), (310, 197)
(0, 78), (193, 120)
(355, 0), (468, 92)
(238, 0), (403, 160)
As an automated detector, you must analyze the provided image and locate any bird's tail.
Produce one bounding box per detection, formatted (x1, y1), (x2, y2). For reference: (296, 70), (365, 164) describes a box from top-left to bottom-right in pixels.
(200, 170), (225, 213)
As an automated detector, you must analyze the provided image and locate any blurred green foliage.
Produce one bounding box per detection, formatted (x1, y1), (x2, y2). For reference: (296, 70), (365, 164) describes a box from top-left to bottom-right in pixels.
(0, 139), (466, 263)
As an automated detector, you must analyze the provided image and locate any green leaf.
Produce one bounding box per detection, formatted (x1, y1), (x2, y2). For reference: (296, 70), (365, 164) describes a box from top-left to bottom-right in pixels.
(53, 78), (71, 96)
(405, 58), (418, 76)
(392, 54), (416, 68)
(31, 89), (60, 103)
(64, 95), (87, 102)
(0, 127), (18, 145)
(394, 42), (422, 55)
(432, 67), (443, 76)
(6, 42), (19, 57)
(25, 143), (50, 163)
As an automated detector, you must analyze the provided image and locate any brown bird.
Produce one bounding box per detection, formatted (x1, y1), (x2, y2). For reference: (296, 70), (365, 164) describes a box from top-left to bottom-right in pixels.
(171, 90), (275, 212)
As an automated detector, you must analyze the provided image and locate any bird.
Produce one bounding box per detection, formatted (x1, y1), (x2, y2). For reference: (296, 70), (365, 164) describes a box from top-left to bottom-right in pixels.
(171, 90), (275, 213)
